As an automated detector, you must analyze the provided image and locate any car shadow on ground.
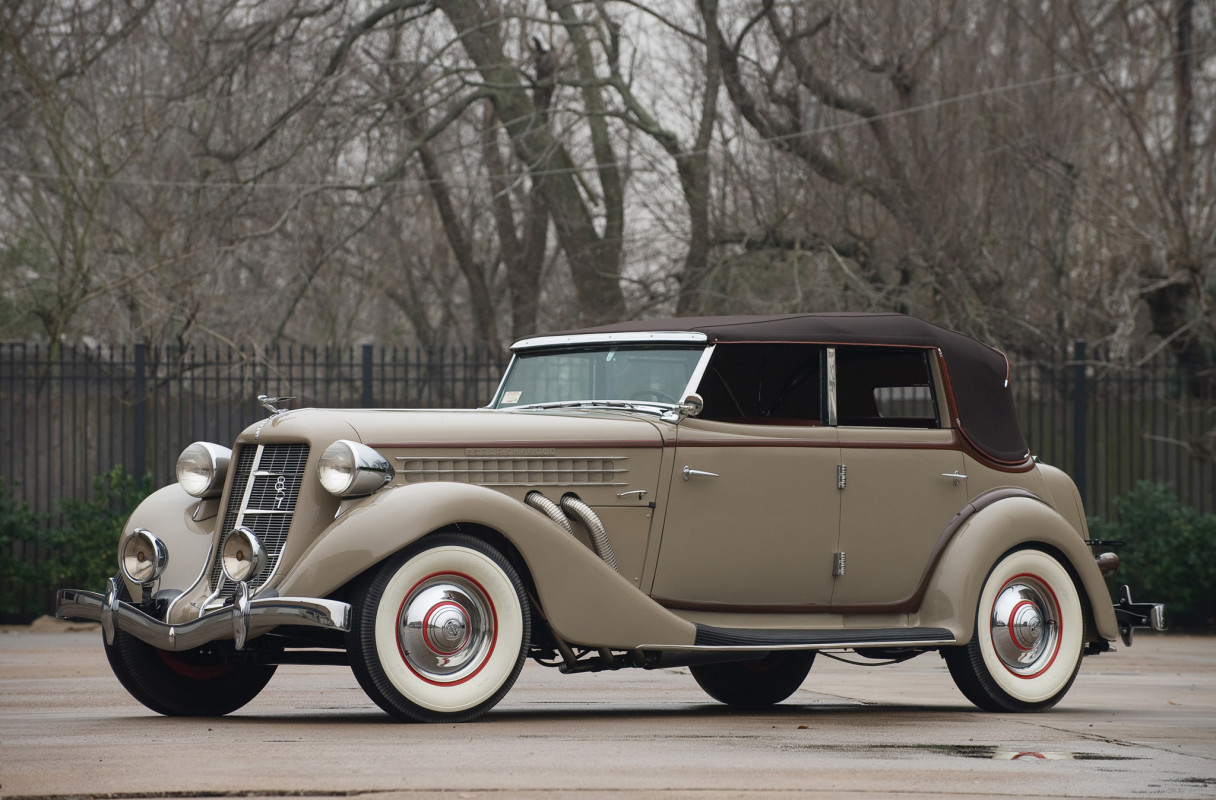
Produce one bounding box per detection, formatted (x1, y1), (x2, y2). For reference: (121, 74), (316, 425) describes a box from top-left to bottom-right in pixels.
(203, 699), (1078, 727)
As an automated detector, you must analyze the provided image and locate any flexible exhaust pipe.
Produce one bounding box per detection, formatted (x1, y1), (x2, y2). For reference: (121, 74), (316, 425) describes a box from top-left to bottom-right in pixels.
(560, 493), (618, 573)
(525, 491), (618, 573)
(525, 491), (573, 536)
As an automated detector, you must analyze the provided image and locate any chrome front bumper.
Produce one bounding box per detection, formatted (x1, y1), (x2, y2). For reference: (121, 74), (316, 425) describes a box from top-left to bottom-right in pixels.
(56, 579), (351, 652)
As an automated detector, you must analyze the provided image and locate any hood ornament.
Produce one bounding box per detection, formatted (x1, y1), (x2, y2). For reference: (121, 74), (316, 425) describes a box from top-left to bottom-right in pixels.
(257, 395), (294, 416)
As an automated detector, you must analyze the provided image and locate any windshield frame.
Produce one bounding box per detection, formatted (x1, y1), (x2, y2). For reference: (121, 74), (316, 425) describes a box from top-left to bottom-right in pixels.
(489, 336), (714, 412)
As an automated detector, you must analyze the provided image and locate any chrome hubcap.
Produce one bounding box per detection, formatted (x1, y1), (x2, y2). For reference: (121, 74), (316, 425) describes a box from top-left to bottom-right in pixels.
(990, 578), (1059, 675)
(397, 575), (495, 683)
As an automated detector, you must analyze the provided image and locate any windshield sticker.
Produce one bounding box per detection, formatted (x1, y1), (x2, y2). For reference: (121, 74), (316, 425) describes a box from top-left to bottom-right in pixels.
(502, 391), (523, 404)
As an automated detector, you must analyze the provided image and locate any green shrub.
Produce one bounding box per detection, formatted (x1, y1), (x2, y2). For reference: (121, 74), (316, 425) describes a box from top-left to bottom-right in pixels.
(1090, 483), (1216, 633)
(44, 467), (154, 596)
(0, 481), (46, 619)
(0, 468), (151, 621)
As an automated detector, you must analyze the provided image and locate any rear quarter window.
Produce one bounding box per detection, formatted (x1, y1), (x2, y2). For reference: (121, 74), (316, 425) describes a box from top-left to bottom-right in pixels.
(836, 347), (940, 428)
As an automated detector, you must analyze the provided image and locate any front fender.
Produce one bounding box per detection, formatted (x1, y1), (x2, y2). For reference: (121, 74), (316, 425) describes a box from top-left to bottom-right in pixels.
(122, 484), (217, 604)
(918, 495), (1118, 644)
(276, 483), (697, 650)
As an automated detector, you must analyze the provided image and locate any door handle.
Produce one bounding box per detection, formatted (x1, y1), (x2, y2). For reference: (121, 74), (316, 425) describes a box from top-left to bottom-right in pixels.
(941, 471), (967, 486)
(682, 466), (720, 481)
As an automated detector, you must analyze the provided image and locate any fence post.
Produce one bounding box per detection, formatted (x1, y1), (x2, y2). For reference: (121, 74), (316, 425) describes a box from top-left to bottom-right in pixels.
(1073, 340), (1087, 505)
(133, 343), (147, 480)
(362, 344), (374, 408)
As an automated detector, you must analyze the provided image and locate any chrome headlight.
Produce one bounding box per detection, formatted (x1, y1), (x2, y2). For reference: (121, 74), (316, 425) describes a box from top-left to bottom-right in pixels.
(120, 528), (168, 585)
(221, 527), (265, 583)
(176, 442), (232, 498)
(317, 440), (394, 497)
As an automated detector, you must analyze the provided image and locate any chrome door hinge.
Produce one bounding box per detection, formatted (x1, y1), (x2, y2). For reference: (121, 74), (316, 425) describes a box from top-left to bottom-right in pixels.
(837, 464), (847, 489)
(832, 552), (847, 577)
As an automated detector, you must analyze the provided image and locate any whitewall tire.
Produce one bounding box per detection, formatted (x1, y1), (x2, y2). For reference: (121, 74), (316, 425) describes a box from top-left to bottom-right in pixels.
(945, 547), (1086, 712)
(348, 533), (531, 722)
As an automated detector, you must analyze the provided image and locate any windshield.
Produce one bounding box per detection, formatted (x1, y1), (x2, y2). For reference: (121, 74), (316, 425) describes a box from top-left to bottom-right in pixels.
(492, 345), (705, 409)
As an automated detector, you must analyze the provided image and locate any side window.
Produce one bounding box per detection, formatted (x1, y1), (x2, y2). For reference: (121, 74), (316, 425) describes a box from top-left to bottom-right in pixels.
(835, 347), (940, 428)
(697, 344), (823, 424)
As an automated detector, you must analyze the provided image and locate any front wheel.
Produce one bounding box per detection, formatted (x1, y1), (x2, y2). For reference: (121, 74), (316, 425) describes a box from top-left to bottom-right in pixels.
(104, 630), (277, 716)
(944, 547), (1085, 712)
(347, 533), (531, 722)
(691, 651), (815, 707)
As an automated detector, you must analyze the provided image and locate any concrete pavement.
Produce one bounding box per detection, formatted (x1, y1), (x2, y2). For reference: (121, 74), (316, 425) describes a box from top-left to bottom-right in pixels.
(1, 622), (1213, 799)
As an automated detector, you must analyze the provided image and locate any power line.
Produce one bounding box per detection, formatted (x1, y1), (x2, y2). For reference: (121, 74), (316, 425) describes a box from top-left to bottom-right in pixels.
(0, 42), (1210, 193)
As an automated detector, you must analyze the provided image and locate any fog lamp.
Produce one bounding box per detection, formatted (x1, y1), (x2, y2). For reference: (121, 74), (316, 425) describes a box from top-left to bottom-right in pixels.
(222, 527), (265, 583)
(120, 528), (168, 585)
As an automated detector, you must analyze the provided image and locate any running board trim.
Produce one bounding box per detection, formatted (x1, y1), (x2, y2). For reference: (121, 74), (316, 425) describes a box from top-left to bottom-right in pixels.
(660, 625), (957, 651)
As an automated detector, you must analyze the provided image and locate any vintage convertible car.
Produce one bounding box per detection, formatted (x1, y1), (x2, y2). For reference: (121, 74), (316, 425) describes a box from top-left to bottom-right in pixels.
(57, 313), (1165, 721)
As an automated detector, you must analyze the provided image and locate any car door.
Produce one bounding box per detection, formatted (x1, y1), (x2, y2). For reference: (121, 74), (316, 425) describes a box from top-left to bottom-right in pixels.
(648, 343), (841, 607)
(829, 346), (970, 607)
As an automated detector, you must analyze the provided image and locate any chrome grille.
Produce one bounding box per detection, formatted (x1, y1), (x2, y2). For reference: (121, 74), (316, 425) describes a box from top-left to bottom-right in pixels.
(210, 443), (309, 599)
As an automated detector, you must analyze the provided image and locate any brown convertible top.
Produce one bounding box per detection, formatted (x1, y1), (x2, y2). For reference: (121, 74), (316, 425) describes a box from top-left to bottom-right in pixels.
(529, 313), (1029, 465)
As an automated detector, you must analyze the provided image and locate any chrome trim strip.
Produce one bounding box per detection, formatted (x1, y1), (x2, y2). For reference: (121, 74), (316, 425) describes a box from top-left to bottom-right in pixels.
(456, 481), (629, 488)
(233, 444), (266, 533)
(826, 347), (838, 426)
(56, 588), (351, 652)
(486, 354), (517, 407)
(197, 573), (226, 618)
(511, 332), (708, 351)
(638, 638), (958, 653)
(163, 540), (217, 624)
(396, 461), (630, 471)
(683, 345), (716, 403)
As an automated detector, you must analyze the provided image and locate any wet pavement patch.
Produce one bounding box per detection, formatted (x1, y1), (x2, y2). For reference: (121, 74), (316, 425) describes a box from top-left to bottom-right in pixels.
(871, 743), (1141, 761)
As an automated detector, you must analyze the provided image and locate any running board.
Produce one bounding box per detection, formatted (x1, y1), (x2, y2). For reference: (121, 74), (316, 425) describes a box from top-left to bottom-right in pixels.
(688, 625), (955, 651)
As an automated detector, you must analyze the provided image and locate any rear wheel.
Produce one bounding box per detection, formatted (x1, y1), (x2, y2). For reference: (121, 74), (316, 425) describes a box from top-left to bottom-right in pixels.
(348, 533), (531, 723)
(945, 548), (1085, 712)
(691, 652), (815, 707)
(104, 630), (276, 716)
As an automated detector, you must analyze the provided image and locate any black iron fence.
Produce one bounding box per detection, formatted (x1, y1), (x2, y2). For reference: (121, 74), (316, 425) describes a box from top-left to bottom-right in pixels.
(0, 343), (503, 522)
(2, 340), (1213, 522)
(1011, 342), (1213, 518)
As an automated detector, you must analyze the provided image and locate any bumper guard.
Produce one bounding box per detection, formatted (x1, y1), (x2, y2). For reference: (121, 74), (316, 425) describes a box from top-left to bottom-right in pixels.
(1114, 584), (1166, 646)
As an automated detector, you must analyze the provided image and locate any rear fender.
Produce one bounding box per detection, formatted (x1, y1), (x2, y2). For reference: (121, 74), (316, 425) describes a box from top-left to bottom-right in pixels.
(918, 495), (1118, 644)
(276, 482), (696, 649)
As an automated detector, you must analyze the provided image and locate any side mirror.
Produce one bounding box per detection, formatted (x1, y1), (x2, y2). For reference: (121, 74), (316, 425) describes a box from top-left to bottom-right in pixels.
(677, 393), (704, 419)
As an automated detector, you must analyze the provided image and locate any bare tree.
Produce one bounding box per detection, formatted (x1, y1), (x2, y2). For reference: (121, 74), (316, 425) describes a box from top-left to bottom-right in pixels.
(702, 0), (1213, 386)
(1, 0), (1210, 396)
(1052, 0), (1215, 393)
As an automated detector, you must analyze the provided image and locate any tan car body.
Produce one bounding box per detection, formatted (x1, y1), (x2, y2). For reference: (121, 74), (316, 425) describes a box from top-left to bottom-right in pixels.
(60, 313), (1162, 720)
(124, 404), (1118, 652)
